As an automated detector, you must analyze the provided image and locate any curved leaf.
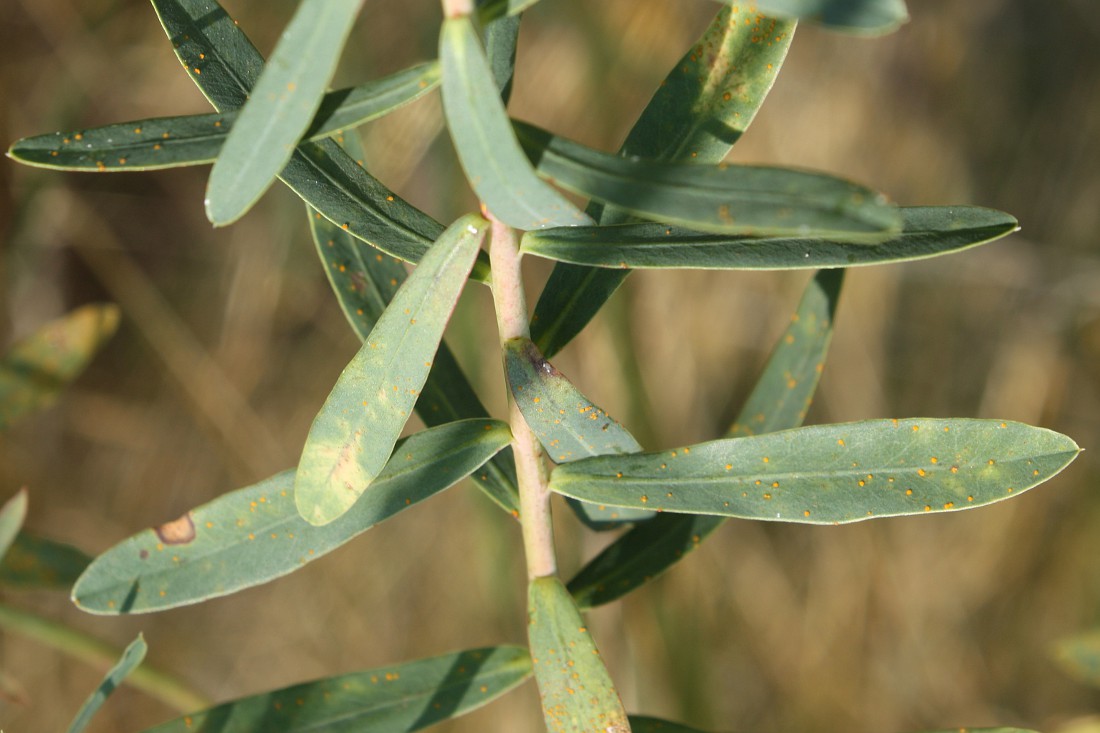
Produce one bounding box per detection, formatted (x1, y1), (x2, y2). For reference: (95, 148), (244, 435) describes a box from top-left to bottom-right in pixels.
(568, 271), (841, 608)
(66, 635), (147, 733)
(522, 207), (1018, 270)
(531, 7), (795, 357)
(1053, 630), (1100, 688)
(309, 202), (519, 514)
(9, 62), (441, 172)
(205, 0), (365, 225)
(504, 337), (653, 527)
(550, 419), (1079, 525)
(141, 646), (532, 733)
(440, 15), (591, 229)
(528, 576), (629, 733)
(517, 121), (900, 242)
(0, 531), (92, 589)
(295, 214), (487, 526)
(73, 419), (510, 614)
(753, 0), (909, 35)
(0, 304), (119, 430)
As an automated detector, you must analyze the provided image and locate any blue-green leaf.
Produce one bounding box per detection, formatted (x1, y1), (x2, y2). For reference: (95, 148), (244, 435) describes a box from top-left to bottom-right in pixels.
(550, 419), (1079, 524)
(0, 531), (92, 589)
(73, 419), (510, 614)
(521, 207), (1019, 270)
(206, 0), (365, 225)
(66, 635), (147, 733)
(567, 271), (841, 608)
(295, 214), (487, 526)
(752, 0), (909, 35)
(8, 62), (440, 172)
(528, 576), (629, 733)
(440, 15), (591, 229)
(504, 337), (654, 527)
(140, 646), (532, 733)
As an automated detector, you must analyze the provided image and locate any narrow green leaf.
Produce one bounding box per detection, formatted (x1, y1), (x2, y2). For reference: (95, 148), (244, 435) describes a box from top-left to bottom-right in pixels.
(528, 576), (630, 733)
(73, 419), (510, 614)
(440, 15), (592, 229)
(9, 62), (441, 172)
(479, 8), (521, 105)
(205, 0), (365, 225)
(66, 635), (147, 733)
(531, 7), (797, 356)
(517, 121), (900, 242)
(1053, 630), (1100, 688)
(295, 214), (487, 526)
(0, 531), (92, 589)
(550, 419), (1079, 525)
(141, 646), (531, 733)
(629, 717), (732, 733)
(0, 490), (28, 561)
(522, 206), (1019, 270)
(476, 0), (540, 24)
(0, 304), (120, 430)
(310, 203), (519, 514)
(567, 271), (841, 608)
(504, 337), (654, 527)
(752, 0), (909, 35)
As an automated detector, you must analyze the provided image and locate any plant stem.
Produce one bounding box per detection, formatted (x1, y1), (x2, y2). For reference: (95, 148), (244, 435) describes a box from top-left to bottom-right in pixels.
(0, 602), (210, 713)
(488, 214), (557, 580)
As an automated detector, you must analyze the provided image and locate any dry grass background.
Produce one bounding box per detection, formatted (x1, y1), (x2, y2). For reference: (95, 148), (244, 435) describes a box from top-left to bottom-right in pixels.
(2, 0), (1100, 731)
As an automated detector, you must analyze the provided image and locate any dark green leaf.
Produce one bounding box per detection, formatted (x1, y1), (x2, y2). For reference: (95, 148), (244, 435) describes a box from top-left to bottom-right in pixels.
(550, 419), (1079, 524)
(440, 16), (591, 229)
(522, 206), (1018, 270)
(629, 717), (732, 733)
(296, 214), (487, 525)
(205, 0), (365, 225)
(753, 0), (909, 35)
(528, 576), (629, 733)
(504, 337), (653, 527)
(517, 121), (900, 242)
(476, 0), (540, 23)
(9, 63), (440, 172)
(568, 271), (842, 607)
(73, 419), (510, 614)
(0, 531), (92, 589)
(140, 646), (532, 733)
(0, 304), (119, 430)
(66, 635), (147, 733)
(309, 201), (519, 515)
(477, 2), (521, 104)
(1053, 630), (1100, 688)
(531, 7), (797, 356)
(0, 490), (28, 562)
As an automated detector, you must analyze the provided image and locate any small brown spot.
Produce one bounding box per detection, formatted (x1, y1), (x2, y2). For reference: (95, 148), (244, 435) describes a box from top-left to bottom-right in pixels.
(155, 512), (196, 545)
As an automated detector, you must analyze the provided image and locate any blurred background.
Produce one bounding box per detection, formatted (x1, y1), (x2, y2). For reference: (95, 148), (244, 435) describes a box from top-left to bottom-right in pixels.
(2, 0), (1099, 731)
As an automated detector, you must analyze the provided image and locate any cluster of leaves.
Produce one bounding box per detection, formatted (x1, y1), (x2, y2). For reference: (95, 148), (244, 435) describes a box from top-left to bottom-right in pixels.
(4, 0), (1082, 730)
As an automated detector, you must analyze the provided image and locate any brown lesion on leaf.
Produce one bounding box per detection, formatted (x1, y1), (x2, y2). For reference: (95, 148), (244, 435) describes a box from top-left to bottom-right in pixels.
(154, 512), (197, 545)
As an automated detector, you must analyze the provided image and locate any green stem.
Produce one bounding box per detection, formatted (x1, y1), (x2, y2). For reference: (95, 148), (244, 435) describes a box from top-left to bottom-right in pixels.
(488, 214), (557, 580)
(0, 602), (211, 713)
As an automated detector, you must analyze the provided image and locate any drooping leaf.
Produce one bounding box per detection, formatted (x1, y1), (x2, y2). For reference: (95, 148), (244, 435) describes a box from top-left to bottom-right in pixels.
(295, 214), (487, 526)
(522, 207), (1019, 270)
(504, 337), (654, 527)
(752, 0), (909, 35)
(528, 576), (630, 733)
(151, 0), (491, 281)
(550, 419), (1079, 525)
(440, 15), (592, 229)
(629, 717), (733, 733)
(516, 121), (900, 242)
(0, 304), (119, 430)
(567, 271), (841, 608)
(1053, 630), (1100, 688)
(531, 7), (796, 356)
(66, 635), (147, 733)
(73, 419), (510, 614)
(0, 490), (28, 562)
(9, 62), (440, 172)
(309, 203), (519, 514)
(140, 646), (532, 733)
(0, 531), (92, 589)
(205, 0), (365, 225)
